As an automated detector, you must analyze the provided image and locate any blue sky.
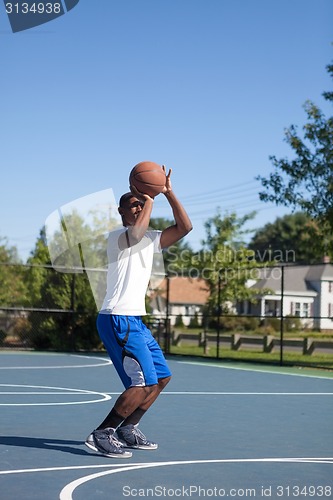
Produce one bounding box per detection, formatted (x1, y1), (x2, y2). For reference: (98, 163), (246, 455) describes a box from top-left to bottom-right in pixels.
(0, 0), (332, 261)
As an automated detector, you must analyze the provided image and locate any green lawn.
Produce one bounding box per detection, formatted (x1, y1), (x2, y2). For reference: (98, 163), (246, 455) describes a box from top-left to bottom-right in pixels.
(168, 341), (333, 370)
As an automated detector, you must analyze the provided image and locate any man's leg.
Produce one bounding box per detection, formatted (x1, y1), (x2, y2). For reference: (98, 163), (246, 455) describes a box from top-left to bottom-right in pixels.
(119, 320), (172, 427)
(120, 376), (171, 426)
(96, 384), (157, 429)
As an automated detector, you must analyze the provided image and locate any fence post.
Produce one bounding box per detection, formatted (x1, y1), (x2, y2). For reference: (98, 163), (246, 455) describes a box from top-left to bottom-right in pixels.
(165, 274), (170, 354)
(216, 273), (222, 359)
(70, 273), (76, 352)
(303, 337), (314, 355)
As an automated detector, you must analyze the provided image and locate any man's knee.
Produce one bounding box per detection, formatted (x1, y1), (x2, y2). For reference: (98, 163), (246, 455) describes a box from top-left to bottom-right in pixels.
(143, 383), (158, 395)
(158, 375), (171, 390)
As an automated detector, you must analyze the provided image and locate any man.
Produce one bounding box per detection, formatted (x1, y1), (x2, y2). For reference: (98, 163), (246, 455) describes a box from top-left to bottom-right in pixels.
(85, 166), (192, 458)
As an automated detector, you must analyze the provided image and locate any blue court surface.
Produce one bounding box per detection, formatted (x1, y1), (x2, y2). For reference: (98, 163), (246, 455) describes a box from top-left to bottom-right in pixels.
(0, 351), (332, 499)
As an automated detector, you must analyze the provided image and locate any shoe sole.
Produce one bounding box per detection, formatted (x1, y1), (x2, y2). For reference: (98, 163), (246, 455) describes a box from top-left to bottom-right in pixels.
(119, 441), (158, 450)
(85, 438), (132, 458)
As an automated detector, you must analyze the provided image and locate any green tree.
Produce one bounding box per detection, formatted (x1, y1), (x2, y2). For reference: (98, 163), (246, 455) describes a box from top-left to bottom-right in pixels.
(257, 61), (333, 257)
(194, 211), (263, 320)
(249, 212), (330, 264)
(26, 217), (103, 350)
(149, 217), (194, 276)
(0, 237), (27, 306)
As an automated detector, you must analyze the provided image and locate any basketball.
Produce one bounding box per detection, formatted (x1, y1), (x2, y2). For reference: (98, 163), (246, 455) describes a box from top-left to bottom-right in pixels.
(129, 161), (166, 198)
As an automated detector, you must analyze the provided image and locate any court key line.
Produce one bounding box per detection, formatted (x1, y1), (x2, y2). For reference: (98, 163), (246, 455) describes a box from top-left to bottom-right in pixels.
(0, 384), (111, 406)
(106, 391), (333, 396)
(179, 360), (333, 380)
(0, 355), (112, 370)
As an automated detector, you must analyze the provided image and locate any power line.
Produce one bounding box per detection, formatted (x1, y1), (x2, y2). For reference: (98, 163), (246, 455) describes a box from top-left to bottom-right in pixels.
(179, 179), (259, 201)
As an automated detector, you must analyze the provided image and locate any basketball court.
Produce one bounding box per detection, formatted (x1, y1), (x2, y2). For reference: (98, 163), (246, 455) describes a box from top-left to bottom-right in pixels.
(0, 351), (332, 499)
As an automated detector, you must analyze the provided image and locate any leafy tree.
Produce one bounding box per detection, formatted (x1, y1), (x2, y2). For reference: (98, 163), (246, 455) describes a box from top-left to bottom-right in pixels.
(194, 211), (264, 321)
(257, 61), (333, 257)
(0, 237), (27, 306)
(249, 212), (330, 264)
(149, 217), (194, 276)
(25, 217), (104, 350)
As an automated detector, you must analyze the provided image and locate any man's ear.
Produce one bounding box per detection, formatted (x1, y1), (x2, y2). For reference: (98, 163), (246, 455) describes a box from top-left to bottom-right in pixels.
(118, 207), (124, 216)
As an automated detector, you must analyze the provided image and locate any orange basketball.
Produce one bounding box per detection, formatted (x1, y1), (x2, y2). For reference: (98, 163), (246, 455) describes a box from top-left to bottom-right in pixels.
(129, 161), (166, 198)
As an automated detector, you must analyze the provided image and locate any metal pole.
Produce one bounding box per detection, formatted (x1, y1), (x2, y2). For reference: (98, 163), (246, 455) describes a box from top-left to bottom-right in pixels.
(279, 265), (285, 366)
(216, 273), (221, 359)
(70, 273), (76, 352)
(165, 274), (170, 354)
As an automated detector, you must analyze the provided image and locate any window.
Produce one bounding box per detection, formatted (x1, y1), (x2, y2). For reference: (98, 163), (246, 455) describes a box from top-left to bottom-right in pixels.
(329, 303), (333, 318)
(294, 302), (301, 317)
(293, 302), (310, 318)
(302, 303), (309, 318)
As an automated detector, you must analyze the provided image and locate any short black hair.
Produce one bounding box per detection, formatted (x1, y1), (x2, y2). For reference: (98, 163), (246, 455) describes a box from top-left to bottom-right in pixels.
(119, 192), (134, 208)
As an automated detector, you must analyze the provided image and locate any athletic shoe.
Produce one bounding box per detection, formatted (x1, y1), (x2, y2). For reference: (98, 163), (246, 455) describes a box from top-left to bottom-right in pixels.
(117, 424), (158, 450)
(85, 427), (132, 458)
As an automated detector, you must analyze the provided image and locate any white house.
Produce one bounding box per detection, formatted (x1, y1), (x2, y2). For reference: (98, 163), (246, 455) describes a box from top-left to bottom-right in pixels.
(238, 262), (333, 331)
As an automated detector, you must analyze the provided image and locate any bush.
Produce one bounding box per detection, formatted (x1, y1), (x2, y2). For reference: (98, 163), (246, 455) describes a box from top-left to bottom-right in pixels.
(242, 317), (260, 331)
(261, 317), (281, 332)
(257, 325), (276, 336)
(175, 314), (184, 327)
(0, 329), (6, 345)
(284, 315), (302, 332)
(220, 316), (259, 332)
(188, 312), (201, 329)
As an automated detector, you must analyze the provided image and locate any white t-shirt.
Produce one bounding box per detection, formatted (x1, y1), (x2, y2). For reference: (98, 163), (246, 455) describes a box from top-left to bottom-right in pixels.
(101, 227), (162, 315)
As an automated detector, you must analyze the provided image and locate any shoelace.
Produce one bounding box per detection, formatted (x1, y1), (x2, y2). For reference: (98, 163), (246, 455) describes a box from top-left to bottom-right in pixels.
(107, 432), (123, 449)
(132, 426), (148, 444)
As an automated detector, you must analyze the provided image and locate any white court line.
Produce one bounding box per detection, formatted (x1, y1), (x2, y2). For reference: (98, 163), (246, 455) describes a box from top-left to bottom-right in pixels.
(57, 458), (333, 500)
(178, 360), (333, 380)
(0, 384), (111, 406)
(161, 391), (333, 395)
(105, 391), (333, 396)
(0, 457), (331, 476)
(0, 392), (107, 395)
(0, 355), (112, 370)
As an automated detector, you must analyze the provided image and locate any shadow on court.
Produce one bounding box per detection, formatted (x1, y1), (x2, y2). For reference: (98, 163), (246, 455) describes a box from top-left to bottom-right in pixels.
(0, 436), (91, 457)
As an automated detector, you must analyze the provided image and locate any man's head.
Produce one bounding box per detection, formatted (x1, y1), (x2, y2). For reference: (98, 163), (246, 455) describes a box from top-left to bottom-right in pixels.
(118, 192), (144, 227)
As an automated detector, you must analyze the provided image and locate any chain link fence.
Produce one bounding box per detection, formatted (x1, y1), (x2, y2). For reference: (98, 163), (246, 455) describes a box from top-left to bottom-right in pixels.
(1, 262), (333, 369)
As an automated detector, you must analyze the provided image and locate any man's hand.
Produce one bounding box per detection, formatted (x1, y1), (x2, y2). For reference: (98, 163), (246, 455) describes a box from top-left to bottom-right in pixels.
(161, 165), (172, 195)
(130, 183), (154, 203)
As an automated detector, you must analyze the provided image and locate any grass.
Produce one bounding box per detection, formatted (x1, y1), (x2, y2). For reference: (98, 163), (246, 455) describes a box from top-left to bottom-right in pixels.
(172, 327), (333, 340)
(168, 343), (333, 369)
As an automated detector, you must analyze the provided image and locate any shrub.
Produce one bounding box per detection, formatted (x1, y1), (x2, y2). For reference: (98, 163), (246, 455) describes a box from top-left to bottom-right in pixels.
(261, 317), (280, 332)
(175, 314), (184, 327)
(188, 312), (201, 329)
(0, 329), (6, 344)
(284, 315), (302, 332)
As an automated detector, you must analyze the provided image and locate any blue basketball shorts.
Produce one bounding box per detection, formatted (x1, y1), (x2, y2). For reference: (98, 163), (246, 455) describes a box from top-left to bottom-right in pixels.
(96, 313), (172, 389)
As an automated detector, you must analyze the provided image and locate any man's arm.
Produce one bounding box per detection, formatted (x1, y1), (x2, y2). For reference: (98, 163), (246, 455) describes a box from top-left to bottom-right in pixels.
(118, 192), (154, 250)
(127, 197), (154, 244)
(160, 169), (193, 249)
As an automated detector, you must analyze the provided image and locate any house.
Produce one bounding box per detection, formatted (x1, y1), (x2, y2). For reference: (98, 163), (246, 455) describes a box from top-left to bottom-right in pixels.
(238, 262), (333, 331)
(149, 277), (209, 326)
